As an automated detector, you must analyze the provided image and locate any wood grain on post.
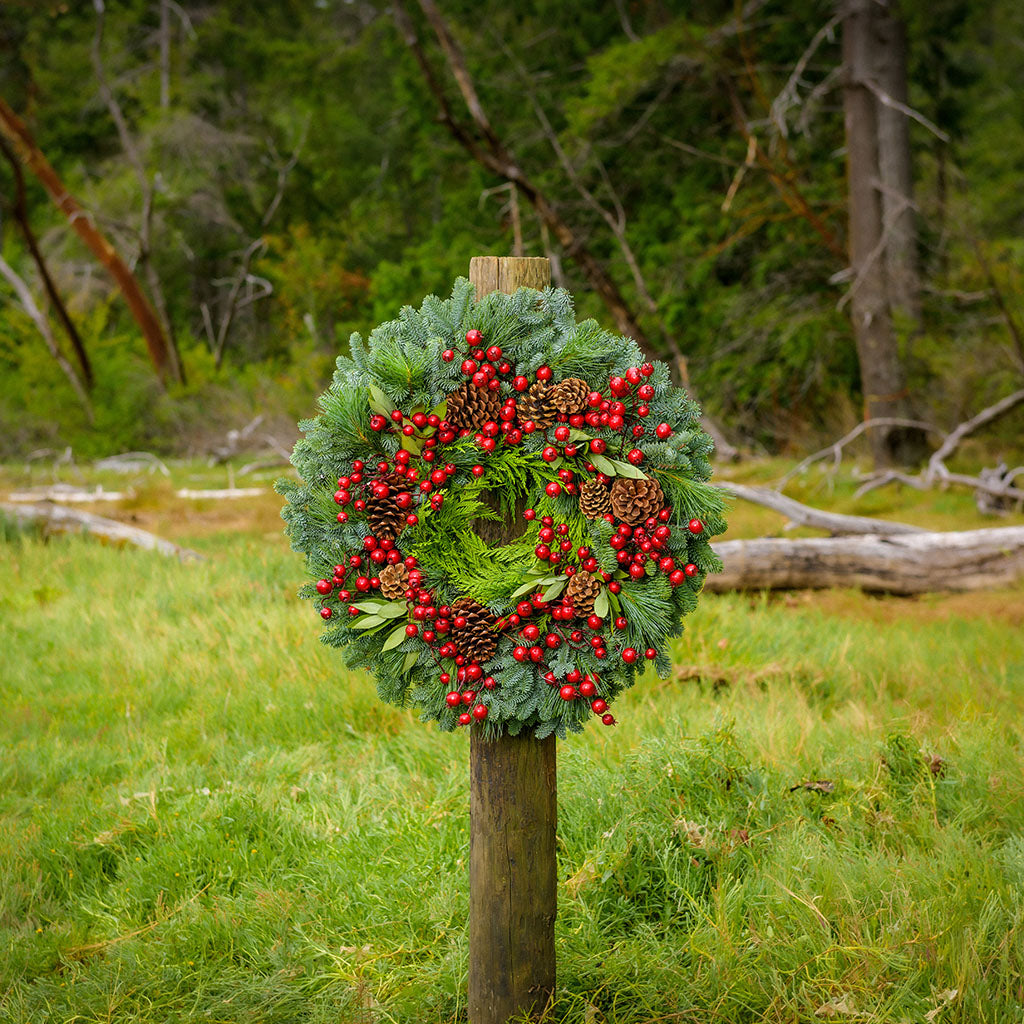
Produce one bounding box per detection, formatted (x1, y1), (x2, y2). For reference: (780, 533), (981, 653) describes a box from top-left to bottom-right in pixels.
(468, 256), (557, 1024)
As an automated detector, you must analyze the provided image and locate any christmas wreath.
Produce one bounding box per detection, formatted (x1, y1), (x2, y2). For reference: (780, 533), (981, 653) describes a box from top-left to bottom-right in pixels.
(278, 279), (726, 738)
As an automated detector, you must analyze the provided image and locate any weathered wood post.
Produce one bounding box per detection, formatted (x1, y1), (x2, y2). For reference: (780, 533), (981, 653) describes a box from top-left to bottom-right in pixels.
(468, 256), (557, 1024)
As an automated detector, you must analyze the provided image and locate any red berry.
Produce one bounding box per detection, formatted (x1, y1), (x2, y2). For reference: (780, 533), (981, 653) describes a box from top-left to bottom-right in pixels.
(442, 349), (455, 362)
(656, 423), (672, 439)
(609, 376), (627, 394)
(645, 648), (657, 659)
(579, 680), (596, 697)
(638, 384), (655, 401)
(513, 375), (529, 392)
(640, 363), (654, 376)
(626, 448), (644, 465)
(602, 713), (616, 726)
(462, 690), (476, 705)
(669, 569), (685, 586)
(628, 564), (645, 579)
(461, 359), (478, 376)
(537, 365), (552, 382)
(458, 711), (472, 726)
(586, 614), (603, 630)
(485, 345), (502, 361)
(542, 446), (559, 461)
(684, 563), (699, 577)
(320, 607), (333, 619)
(465, 329), (483, 344)
(621, 648), (638, 664)
(513, 646), (528, 661)
(446, 691), (462, 708)
(545, 482), (562, 497)
(688, 519), (704, 534)
(626, 367), (642, 384)
(472, 703), (489, 720)
(591, 699), (607, 714)
(405, 624), (419, 637)
(559, 684), (577, 701)
(535, 544), (551, 560)
(590, 439), (607, 454)
(316, 579), (331, 595)
(523, 508), (536, 521)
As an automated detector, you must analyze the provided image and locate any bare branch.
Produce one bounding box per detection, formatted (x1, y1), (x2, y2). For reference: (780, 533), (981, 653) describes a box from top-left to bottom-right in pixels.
(776, 418), (940, 490)
(770, 13), (842, 138)
(928, 389), (1024, 477)
(0, 254), (93, 418)
(861, 76), (950, 143)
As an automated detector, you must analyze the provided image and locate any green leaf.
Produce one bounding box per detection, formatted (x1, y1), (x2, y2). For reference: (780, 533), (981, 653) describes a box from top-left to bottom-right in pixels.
(431, 399), (447, 420)
(401, 650), (419, 675)
(608, 589), (622, 615)
(593, 590), (609, 617)
(368, 385), (396, 416)
(542, 578), (567, 601)
(352, 601), (383, 613)
(511, 576), (544, 599)
(608, 459), (647, 480)
(376, 602), (409, 619)
(352, 614), (385, 630)
(592, 454), (616, 475)
(568, 429), (593, 442)
(382, 623), (408, 651)
(400, 432), (423, 454)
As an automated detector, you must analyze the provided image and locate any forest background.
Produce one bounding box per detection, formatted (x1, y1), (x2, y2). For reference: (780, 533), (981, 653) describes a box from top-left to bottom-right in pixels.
(2, 0), (1022, 465)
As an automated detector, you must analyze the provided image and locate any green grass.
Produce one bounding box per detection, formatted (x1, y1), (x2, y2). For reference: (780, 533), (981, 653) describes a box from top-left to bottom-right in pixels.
(2, 472), (1024, 1022)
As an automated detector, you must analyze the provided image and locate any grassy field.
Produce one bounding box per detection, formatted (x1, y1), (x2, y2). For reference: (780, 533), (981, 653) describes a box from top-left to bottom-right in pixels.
(2, 460), (1024, 1022)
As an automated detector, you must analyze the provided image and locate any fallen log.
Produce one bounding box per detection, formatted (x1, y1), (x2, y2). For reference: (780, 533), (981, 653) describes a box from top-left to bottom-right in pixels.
(717, 482), (924, 536)
(1, 502), (201, 561)
(707, 526), (1024, 594)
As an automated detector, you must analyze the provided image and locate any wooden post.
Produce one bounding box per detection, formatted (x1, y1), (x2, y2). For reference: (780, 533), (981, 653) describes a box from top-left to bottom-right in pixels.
(468, 256), (557, 1023)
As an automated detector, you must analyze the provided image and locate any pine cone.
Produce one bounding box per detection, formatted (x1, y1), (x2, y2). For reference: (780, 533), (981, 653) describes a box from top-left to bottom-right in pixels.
(547, 377), (590, 415)
(579, 479), (613, 520)
(610, 476), (665, 526)
(518, 381), (557, 429)
(445, 382), (502, 432)
(450, 596), (498, 665)
(379, 563), (410, 600)
(366, 472), (409, 540)
(565, 570), (602, 618)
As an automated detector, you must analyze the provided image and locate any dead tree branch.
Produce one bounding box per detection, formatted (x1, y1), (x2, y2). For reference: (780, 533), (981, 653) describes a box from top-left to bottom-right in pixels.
(92, 0), (185, 384)
(0, 254), (93, 419)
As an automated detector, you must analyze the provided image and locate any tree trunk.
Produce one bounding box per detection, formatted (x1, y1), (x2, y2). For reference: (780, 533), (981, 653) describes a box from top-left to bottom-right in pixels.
(706, 526), (1024, 594)
(467, 256), (557, 1024)
(840, 0), (925, 467)
(873, 1), (920, 324)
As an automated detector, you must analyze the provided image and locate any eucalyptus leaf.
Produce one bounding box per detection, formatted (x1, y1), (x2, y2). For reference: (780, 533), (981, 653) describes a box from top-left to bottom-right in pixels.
(400, 433), (422, 454)
(376, 602), (409, 619)
(352, 614), (385, 630)
(608, 459), (647, 480)
(511, 579), (542, 599)
(368, 384), (395, 416)
(568, 429), (593, 442)
(592, 454), (616, 475)
(593, 590), (609, 618)
(401, 650), (419, 675)
(542, 578), (567, 601)
(382, 623), (408, 651)
(352, 601), (383, 613)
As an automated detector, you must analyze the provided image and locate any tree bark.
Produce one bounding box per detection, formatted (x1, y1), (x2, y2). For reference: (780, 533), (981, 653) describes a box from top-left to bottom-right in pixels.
(0, 96), (179, 386)
(840, 0), (925, 467)
(467, 256), (557, 1024)
(707, 526), (1024, 594)
(872, 2), (920, 324)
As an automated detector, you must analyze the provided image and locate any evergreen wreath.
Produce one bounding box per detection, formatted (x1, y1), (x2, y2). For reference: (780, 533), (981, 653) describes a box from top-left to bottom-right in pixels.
(278, 278), (726, 739)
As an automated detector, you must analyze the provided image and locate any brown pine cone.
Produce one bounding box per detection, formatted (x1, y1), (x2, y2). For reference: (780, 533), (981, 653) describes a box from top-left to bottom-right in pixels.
(379, 563), (410, 600)
(518, 381), (557, 430)
(579, 479), (613, 520)
(445, 382), (502, 432)
(366, 472), (410, 540)
(547, 377), (590, 415)
(610, 476), (666, 526)
(565, 570), (602, 617)
(451, 597), (498, 665)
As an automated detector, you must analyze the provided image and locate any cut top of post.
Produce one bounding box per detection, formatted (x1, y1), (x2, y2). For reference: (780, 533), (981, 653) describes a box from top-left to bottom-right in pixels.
(469, 256), (551, 299)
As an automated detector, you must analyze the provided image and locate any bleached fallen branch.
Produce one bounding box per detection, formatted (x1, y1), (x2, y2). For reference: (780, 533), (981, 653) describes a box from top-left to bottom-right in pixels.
(707, 526), (1024, 594)
(7, 485), (133, 503)
(1, 502), (200, 561)
(718, 482), (923, 536)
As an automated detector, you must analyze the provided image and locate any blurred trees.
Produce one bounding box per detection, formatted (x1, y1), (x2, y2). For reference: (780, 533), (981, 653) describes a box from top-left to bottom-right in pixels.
(0, 0), (1020, 458)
